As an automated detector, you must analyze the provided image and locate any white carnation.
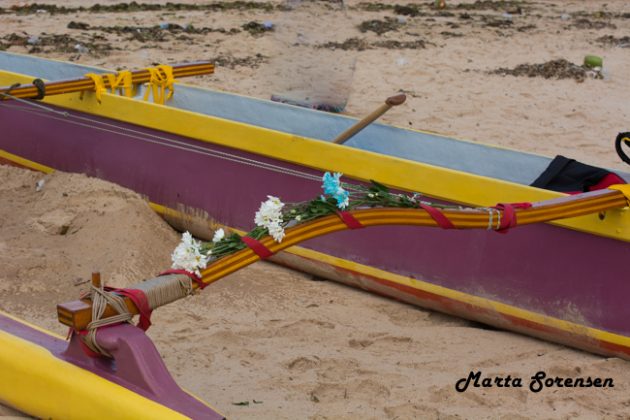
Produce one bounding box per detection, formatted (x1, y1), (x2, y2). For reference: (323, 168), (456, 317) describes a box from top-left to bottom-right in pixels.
(254, 195), (285, 243)
(212, 228), (225, 243)
(171, 231), (210, 276)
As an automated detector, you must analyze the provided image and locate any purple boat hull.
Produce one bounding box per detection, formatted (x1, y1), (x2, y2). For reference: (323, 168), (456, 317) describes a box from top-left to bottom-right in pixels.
(2, 101), (630, 358)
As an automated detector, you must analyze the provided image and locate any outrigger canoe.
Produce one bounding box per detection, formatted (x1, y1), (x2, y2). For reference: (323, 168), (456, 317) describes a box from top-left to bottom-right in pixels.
(1, 51), (630, 412)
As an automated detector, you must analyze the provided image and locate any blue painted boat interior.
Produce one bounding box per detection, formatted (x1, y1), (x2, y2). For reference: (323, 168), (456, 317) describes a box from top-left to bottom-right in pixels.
(1, 52), (628, 185)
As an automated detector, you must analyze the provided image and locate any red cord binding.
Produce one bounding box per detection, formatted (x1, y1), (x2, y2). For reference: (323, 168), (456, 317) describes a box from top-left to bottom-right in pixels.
(493, 202), (532, 233)
(241, 235), (275, 259)
(112, 288), (153, 331)
(418, 203), (455, 229)
(336, 211), (364, 229)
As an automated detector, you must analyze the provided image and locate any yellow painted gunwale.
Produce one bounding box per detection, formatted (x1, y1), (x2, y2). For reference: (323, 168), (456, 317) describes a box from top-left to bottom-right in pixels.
(0, 313), (190, 419)
(0, 68), (628, 241)
(0, 309), (223, 419)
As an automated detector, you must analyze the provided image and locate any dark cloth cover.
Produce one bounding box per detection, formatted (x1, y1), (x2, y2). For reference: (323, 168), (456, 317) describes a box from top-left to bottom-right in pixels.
(530, 155), (626, 194)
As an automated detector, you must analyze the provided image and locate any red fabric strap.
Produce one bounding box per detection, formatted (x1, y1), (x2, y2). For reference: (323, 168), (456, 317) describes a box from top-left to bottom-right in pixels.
(72, 324), (126, 358)
(112, 288), (153, 331)
(160, 268), (206, 289)
(493, 202), (532, 233)
(74, 327), (113, 358)
(418, 203), (455, 229)
(336, 211), (364, 229)
(241, 236), (274, 259)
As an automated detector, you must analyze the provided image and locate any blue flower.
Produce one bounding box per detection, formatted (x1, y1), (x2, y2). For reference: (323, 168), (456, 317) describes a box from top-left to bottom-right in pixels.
(333, 188), (350, 209)
(322, 172), (349, 209)
(322, 172), (343, 195)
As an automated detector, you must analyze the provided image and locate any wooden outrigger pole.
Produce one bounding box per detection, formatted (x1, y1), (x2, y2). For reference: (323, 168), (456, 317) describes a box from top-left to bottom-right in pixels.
(57, 187), (629, 331)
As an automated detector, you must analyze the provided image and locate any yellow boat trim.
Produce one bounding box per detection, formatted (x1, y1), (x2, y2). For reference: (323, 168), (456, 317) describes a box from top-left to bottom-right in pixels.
(0, 330), (190, 419)
(0, 309), (222, 418)
(0, 309), (65, 340)
(0, 69), (628, 241)
(0, 148), (55, 174)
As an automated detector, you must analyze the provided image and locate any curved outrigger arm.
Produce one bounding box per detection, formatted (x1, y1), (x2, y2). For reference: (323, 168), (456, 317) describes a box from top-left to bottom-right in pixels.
(57, 186), (629, 333)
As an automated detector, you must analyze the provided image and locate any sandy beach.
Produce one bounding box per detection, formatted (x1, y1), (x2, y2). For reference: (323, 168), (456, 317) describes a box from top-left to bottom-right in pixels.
(1, 0), (630, 418)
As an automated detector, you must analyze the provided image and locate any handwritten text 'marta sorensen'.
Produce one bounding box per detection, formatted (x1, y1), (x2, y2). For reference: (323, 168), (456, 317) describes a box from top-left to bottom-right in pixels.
(455, 370), (614, 393)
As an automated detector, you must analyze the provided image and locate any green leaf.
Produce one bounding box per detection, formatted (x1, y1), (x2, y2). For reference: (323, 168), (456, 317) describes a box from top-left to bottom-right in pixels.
(369, 179), (389, 193)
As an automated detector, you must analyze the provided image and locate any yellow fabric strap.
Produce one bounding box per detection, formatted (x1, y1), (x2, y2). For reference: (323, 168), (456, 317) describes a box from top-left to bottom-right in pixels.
(104, 71), (134, 97)
(84, 73), (107, 102)
(142, 65), (175, 104)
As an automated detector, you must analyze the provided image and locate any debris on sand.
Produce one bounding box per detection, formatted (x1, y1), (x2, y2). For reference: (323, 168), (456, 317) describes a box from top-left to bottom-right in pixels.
(0, 32), (113, 56)
(393, 4), (426, 17)
(241, 21), (274, 37)
(454, 0), (528, 12)
(212, 54), (267, 69)
(67, 22), (240, 42)
(4, 2), (275, 15)
(490, 59), (600, 83)
(358, 17), (404, 35)
(596, 35), (630, 48)
(353, 2), (396, 12)
(570, 18), (617, 30)
(318, 37), (427, 51)
(319, 38), (370, 51)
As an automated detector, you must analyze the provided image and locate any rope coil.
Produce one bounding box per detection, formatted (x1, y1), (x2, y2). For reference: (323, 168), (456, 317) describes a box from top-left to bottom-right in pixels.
(132, 274), (194, 309)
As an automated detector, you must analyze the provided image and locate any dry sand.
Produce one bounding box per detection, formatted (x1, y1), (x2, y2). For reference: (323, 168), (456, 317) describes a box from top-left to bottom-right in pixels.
(1, 0), (630, 418)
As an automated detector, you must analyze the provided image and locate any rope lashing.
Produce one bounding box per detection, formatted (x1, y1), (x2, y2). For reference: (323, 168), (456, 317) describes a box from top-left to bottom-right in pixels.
(125, 274), (195, 318)
(81, 283), (133, 357)
(77, 274), (195, 357)
(485, 207), (501, 230)
(160, 269), (206, 289)
(143, 65), (175, 104)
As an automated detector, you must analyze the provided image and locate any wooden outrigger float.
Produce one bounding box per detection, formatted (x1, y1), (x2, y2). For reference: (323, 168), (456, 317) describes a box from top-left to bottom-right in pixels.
(1, 51), (629, 417)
